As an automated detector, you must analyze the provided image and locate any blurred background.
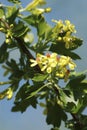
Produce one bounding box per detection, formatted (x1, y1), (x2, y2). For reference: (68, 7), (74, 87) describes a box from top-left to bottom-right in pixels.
(0, 0), (87, 130)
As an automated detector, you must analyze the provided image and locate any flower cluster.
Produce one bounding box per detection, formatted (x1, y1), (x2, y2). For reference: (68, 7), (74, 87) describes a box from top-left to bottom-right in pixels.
(52, 20), (76, 49)
(52, 20), (76, 33)
(30, 53), (76, 81)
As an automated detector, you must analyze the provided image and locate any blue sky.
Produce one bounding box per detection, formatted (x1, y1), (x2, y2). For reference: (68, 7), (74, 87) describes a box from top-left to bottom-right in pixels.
(0, 0), (87, 130)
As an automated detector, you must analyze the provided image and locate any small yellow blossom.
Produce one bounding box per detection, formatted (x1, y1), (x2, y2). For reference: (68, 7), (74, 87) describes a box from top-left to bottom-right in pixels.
(30, 59), (38, 67)
(6, 88), (13, 100)
(30, 52), (76, 81)
(52, 19), (77, 49)
(65, 20), (76, 33)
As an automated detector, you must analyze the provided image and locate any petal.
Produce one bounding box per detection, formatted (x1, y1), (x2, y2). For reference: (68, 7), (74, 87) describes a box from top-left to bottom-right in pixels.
(41, 65), (47, 71)
(47, 67), (52, 73)
(30, 59), (37, 67)
(69, 62), (76, 70)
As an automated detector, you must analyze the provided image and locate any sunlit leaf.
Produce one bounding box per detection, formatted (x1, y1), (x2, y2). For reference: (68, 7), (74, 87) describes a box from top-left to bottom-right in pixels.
(32, 73), (48, 82)
(37, 19), (52, 39)
(0, 8), (4, 18)
(6, 6), (19, 23)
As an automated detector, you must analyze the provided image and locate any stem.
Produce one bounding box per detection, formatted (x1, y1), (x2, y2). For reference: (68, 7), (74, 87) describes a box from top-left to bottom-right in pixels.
(71, 113), (84, 128)
(0, 18), (10, 29)
(0, 18), (42, 73)
(15, 37), (42, 73)
(15, 37), (34, 59)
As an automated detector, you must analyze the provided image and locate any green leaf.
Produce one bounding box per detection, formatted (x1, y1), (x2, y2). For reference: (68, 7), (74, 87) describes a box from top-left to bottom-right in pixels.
(68, 37), (83, 50)
(69, 72), (86, 85)
(33, 42), (49, 53)
(32, 73), (48, 82)
(58, 88), (78, 113)
(37, 19), (52, 39)
(6, 6), (19, 23)
(12, 97), (37, 113)
(0, 43), (8, 63)
(23, 14), (45, 28)
(14, 83), (30, 101)
(12, 83), (38, 112)
(0, 8), (4, 18)
(12, 82), (48, 112)
(3, 59), (24, 80)
(22, 14), (41, 27)
(22, 15), (37, 26)
(26, 84), (48, 99)
(14, 82), (46, 102)
(46, 101), (67, 127)
(65, 71), (87, 113)
(24, 14), (52, 40)
(13, 21), (29, 37)
(50, 42), (81, 60)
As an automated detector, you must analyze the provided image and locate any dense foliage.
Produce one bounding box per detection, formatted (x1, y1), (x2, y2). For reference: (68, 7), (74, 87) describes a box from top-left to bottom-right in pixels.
(0, 0), (87, 130)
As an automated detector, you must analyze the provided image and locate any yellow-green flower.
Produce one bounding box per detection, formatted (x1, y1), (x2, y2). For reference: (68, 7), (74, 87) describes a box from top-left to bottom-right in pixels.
(58, 55), (76, 70)
(30, 52), (76, 81)
(65, 20), (76, 33)
(56, 67), (67, 78)
(30, 59), (38, 67)
(30, 53), (58, 73)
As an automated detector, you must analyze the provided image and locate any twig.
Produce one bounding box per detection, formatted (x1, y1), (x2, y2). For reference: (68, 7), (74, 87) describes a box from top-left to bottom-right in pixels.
(71, 113), (84, 128)
(0, 18), (42, 73)
(15, 37), (42, 73)
(0, 18), (10, 29)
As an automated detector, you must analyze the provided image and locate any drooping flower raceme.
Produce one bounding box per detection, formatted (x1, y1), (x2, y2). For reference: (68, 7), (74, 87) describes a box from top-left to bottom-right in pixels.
(30, 53), (76, 81)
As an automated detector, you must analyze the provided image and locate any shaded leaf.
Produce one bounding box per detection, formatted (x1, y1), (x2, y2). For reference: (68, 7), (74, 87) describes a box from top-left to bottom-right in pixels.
(13, 21), (30, 37)
(68, 72), (86, 86)
(12, 97), (37, 113)
(0, 43), (8, 63)
(50, 42), (81, 60)
(26, 84), (47, 99)
(46, 101), (67, 127)
(68, 37), (83, 50)
(12, 83), (38, 112)
(65, 72), (87, 113)
(14, 82), (45, 102)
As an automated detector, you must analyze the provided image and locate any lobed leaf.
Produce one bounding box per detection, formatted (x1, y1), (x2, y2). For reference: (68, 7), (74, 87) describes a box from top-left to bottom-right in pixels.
(46, 101), (67, 127)
(50, 42), (81, 60)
